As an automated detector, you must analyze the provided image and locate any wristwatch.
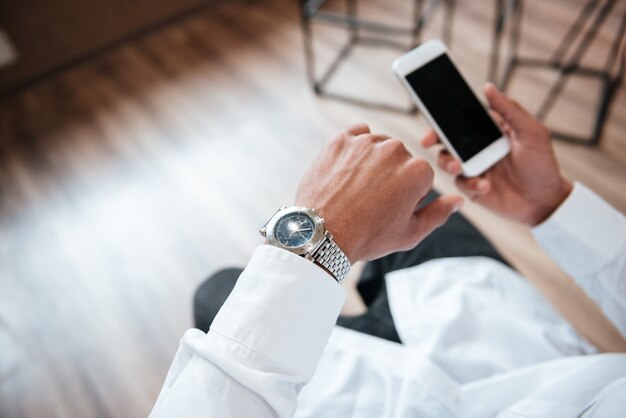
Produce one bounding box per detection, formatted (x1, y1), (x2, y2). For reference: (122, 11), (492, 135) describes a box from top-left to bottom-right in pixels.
(260, 206), (351, 283)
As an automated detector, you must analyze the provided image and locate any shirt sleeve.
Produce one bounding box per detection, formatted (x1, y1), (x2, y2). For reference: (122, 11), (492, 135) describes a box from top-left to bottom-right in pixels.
(532, 182), (626, 338)
(149, 245), (346, 418)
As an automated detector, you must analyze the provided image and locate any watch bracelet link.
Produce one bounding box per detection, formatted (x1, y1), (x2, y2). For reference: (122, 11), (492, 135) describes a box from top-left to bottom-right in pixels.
(311, 231), (351, 284)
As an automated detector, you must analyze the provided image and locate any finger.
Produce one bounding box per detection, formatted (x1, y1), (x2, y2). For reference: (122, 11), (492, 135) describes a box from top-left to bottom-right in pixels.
(484, 83), (533, 135)
(488, 109), (514, 138)
(404, 158), (435, 200)
(455, 176), (491, 199)
(488, 109), (506, 131)
(437, 150), (462, 175)
(419, 129), (439, 148)
(356, 133), (391, 143)
(408, 194), (465, 243)
(346, 123), (371, 136)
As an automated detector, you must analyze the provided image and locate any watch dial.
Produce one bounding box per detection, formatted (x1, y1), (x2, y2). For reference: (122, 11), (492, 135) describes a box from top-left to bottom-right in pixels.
(274, 213), (315, 248)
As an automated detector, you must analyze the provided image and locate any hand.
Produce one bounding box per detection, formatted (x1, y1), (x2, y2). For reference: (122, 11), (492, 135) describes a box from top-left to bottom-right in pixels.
(420, 83), (573, 226)
(295, 124), (464, 263)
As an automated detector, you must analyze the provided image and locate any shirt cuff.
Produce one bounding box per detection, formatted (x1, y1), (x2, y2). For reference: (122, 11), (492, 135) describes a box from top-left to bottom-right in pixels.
(210, 245), (346, 380)
(532, 182), (626, 278)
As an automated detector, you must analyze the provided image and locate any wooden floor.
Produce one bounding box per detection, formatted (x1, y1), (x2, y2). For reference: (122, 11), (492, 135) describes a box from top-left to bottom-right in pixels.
(0, 0), (625, 417)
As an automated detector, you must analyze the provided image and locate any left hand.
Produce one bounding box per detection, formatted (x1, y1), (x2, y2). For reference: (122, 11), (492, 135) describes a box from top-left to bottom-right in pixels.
(420, 83), (572, 226)
(295, 124), (464, 263)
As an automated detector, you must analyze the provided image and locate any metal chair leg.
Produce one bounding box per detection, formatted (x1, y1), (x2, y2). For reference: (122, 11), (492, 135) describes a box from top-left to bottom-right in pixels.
(299, 0), (455, 114)
(489, 0), (625, 146)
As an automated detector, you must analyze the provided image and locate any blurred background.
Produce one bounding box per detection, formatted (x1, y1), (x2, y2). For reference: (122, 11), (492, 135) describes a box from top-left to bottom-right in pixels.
(0, 0), (625, 417)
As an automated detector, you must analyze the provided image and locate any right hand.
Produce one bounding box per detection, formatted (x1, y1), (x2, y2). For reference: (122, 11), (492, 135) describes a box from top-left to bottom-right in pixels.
(420, 83), (573, 227)
(295, 124), (464, 264)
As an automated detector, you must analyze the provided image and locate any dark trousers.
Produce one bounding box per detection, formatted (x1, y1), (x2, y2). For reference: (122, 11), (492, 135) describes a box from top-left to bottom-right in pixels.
(194, 194), (509, 343)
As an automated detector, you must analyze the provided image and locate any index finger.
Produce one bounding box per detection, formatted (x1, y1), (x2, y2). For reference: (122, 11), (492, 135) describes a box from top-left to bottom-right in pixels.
(346, 123), (371, 136)
(419, 129), (439, 148)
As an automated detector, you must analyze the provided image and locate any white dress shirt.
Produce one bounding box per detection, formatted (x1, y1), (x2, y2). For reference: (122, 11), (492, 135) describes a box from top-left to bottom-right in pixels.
(150, 183), (626, 418)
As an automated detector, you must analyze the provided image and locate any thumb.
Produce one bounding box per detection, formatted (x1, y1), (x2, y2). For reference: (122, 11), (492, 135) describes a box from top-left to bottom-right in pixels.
(408, 194), (464, 244)
(484, 82), (534, 135)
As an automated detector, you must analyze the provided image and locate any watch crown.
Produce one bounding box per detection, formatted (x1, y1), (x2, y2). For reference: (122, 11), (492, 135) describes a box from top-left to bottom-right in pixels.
(259, 227), (267, 237)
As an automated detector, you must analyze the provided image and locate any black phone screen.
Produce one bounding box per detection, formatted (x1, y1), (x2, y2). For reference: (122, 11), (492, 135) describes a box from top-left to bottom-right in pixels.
(405, 54), (502, 162)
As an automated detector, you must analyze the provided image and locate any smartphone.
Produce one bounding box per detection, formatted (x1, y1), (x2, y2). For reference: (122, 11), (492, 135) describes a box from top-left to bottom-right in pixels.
(392, 39), (510, 177)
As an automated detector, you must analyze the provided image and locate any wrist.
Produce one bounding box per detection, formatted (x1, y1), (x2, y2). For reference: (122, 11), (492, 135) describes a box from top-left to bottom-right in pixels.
(261, 205), (352, 282)
(530, 178), (573, 226)
(319, 218), (357, 264)
(294, 199), (358, 263)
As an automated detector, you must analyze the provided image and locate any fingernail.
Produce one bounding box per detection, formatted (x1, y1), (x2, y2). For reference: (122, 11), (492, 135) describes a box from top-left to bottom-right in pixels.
(446, 162), (457, 173)
(453, 199), (464, 212)
(486, 81), (498, 91)
(477, 180), (489, 192)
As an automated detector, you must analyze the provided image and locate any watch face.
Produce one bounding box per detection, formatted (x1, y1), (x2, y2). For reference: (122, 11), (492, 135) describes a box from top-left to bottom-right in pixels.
(274, 213), (315, 248)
